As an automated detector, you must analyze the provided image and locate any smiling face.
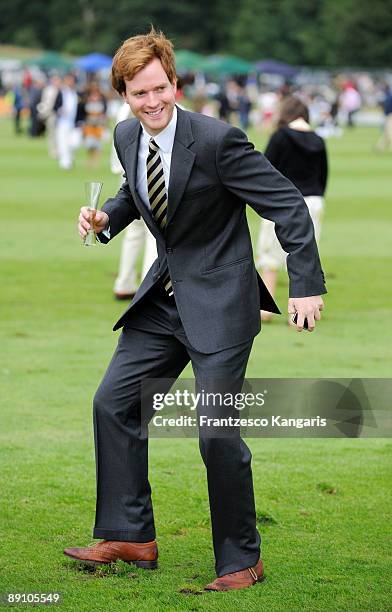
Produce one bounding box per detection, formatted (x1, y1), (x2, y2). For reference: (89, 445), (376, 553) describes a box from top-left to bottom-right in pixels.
(122, 57), (177, 136)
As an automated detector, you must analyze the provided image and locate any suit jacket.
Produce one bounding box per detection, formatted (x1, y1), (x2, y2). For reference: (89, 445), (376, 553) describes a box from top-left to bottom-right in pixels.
(98, 106), (326, 354)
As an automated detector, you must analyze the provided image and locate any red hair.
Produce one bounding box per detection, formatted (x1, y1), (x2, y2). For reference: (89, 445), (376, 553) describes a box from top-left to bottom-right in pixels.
(111, 27), (176, 94)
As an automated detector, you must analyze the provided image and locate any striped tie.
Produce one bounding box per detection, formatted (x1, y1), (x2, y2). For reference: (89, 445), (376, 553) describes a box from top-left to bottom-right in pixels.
(147, 138), (173, 296)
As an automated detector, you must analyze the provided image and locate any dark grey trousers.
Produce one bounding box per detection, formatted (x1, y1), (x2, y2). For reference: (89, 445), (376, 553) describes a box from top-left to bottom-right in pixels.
(92, 285), (260, 576)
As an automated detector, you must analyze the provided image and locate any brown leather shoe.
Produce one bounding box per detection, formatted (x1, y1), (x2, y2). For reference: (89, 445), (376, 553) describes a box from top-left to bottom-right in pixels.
(64, 540), (158, 569)
(204, 559), (264, 591)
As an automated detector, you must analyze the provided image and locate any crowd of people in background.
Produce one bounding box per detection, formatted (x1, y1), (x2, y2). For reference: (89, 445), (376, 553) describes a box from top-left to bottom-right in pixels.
(9, 70), (109, 170)
(5, 67), (392, 163)
(196, 77), (365, 137)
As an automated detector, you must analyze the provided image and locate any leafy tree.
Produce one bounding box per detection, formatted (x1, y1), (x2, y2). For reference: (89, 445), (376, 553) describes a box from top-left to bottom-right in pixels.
(0, 0), (391, 67)
(320, 0), (392, 66)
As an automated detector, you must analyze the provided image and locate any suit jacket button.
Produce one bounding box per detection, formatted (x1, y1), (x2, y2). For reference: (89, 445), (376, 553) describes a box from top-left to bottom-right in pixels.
(166, 247), (173, 254)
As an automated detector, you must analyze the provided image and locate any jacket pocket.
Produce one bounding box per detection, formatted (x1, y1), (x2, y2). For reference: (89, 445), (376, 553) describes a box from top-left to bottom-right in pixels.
(203, 256), (251, 275)
(182, 185), (217, 201)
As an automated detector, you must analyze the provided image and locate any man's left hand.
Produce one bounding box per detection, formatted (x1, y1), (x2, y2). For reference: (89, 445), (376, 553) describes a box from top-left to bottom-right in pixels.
(288, 296), (324, 332)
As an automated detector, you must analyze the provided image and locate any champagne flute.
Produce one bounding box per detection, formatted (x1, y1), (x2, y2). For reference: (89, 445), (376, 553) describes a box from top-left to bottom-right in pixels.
(84, 181), (103, 246)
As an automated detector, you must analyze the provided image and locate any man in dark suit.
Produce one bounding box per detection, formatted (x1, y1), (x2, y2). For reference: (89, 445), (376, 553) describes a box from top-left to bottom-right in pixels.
(65, 29), (326, 591)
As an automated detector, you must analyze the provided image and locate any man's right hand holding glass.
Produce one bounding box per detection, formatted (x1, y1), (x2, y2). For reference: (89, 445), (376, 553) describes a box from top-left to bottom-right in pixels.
(78, 207), (109, 240)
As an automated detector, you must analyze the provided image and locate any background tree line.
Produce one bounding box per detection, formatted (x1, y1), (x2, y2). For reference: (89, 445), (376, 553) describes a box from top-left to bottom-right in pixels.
(1, 0), (392, 67)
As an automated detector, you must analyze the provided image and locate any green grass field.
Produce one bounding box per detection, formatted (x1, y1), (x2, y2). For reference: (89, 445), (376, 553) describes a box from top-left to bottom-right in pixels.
(0, 117), (391, 611)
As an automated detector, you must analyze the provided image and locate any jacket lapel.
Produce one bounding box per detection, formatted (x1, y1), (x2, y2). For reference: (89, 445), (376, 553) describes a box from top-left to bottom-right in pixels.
(123, 122), (142, 210)
(167, 107), (195, 225)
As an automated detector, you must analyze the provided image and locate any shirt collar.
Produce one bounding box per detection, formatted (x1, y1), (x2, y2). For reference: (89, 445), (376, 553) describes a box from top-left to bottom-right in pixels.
(288, 118), (311, 132)
(141, 105), (177, 153)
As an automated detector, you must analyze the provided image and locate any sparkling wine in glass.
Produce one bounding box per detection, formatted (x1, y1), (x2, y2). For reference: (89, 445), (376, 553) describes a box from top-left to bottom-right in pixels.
(84, 181), (103, 247)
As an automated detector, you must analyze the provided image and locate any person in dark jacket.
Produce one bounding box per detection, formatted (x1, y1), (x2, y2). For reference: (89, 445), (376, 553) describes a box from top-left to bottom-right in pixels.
(29, 78), (46, 137)
(237, 85), (252, 131)
(375, 85), (392, 152)
(256, 96), (328, 321)
(65, 30), (326, 592)
(13, 85), (25, 134)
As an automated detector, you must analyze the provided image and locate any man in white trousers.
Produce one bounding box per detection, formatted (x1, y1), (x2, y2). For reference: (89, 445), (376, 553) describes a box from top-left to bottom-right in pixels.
(53, 74), (80, 170)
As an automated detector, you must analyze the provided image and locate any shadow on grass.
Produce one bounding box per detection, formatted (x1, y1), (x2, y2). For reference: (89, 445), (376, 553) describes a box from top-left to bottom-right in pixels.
(62, 559), (142, 579)
(256, 511), (278, 525)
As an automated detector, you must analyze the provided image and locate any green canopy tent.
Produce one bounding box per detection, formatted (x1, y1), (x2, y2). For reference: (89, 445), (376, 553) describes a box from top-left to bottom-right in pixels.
(24, 51), (74, 72)
(175, 50), (207, 73)
(201, 55), (254, 77)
